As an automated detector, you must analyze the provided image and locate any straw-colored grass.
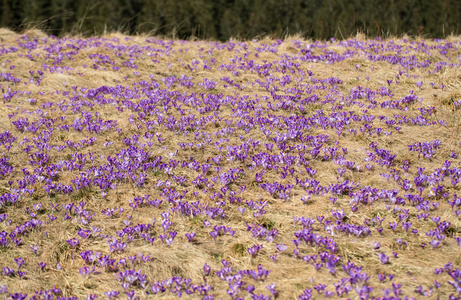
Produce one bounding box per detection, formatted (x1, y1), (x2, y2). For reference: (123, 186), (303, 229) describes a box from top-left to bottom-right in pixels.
(0, 29), (461, 299)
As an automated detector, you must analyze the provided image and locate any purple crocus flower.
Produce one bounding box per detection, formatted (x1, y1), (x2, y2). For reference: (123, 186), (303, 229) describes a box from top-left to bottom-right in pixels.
(377, 253), (389, 264)
(78, 229), (91, 239)
(312, 262), (323, 271)
(275, 243), (287, 253)
(104, 290), (119, 300)
(203, 263), (211, 276)
(14, 257), (25, 269)
(185, 232), (196, 242)
(2, 267), (14, 276)
(17, 271), (26, 279)
(38, 262), (47, 272)
(247, 244), (263, 257)
(209, 231), (219, 240)
(30, 245), (38, 254)
(389, 222), (398, 232)
(9, 293), (27, 300)
(430, 240), (440, 248)
(431, 216), (441, 225)
(66, 238), (79, 248)
(402, 222), (412, 232)
(266, 284), (277, 296)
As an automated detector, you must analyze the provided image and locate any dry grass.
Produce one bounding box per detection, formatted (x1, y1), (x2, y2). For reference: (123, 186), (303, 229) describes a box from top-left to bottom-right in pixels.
(0, 29), (461, 299)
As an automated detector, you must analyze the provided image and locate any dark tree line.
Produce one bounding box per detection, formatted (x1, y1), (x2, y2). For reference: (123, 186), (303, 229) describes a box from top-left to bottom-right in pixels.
(1, 0), (460, 40)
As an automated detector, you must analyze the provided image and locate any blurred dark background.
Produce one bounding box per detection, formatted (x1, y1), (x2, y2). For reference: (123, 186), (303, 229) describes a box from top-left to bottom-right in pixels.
(1, 0), (460, 40)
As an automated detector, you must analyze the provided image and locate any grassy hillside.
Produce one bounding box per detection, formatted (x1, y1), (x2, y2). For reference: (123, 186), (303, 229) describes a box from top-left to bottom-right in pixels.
(0, 28), (461, 299)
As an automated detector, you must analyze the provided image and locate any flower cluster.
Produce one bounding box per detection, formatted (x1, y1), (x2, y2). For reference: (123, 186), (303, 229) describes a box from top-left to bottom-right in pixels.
(408, 140), (442, 160)
(0, 32), (460, 300)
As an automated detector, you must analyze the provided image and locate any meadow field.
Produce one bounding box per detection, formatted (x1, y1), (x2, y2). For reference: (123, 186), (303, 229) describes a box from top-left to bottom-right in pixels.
(0, 28), (461, 299)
